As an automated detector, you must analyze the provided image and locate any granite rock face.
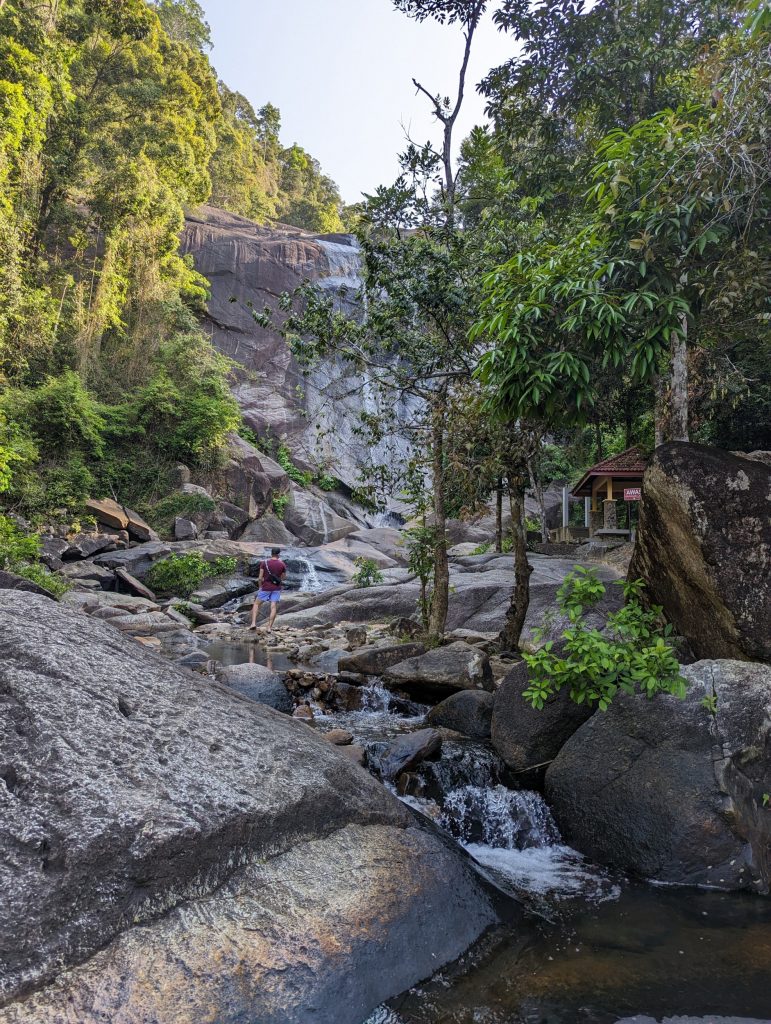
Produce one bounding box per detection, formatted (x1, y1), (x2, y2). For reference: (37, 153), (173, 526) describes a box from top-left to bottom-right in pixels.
(546, 659), (771, 892)
(181, 206), (415, 491)
(629, 443), (771, 662)
(0, 592), (497, 1021)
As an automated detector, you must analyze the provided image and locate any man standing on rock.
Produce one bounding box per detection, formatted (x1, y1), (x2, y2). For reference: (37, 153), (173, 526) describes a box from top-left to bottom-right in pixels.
(249, 547), (287, 633)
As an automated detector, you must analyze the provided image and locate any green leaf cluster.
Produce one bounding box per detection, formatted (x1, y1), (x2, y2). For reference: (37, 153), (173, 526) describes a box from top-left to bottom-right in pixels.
(351, 557), (385, 589)
(523, 568), (686, 711)
(0, 513), (70, 598)
(145, 552), (237, 597)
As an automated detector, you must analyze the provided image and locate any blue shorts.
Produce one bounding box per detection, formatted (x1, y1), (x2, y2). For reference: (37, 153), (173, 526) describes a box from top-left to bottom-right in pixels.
(256, 590), (281, 602)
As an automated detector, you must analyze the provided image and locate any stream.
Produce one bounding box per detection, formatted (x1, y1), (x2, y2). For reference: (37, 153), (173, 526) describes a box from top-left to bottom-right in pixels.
(210, 643), (771, 1023)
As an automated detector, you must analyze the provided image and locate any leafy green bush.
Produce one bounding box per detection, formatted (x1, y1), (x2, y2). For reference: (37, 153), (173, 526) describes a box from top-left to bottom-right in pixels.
(276, 443), (312, 486)
(143, 492), (216, 539)
(133, 333), (241, 468)
(352, 556), (384, 589)
(272, 492), (290, 518)
(0, 514), (70, 598)
(471, 541), (492, 555)
(523, 567), (685, 711)
(145, 553), (237, 597)
(316, 472), (338, 491)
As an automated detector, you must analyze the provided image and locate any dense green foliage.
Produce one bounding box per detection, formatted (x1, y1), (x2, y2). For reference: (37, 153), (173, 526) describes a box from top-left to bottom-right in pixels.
(0, 513), (70, 597)
(145, 551), (237, 597)
(0, 0), (345, 522)
(523, 569), (685, 710)
(473, 1), (769, 450)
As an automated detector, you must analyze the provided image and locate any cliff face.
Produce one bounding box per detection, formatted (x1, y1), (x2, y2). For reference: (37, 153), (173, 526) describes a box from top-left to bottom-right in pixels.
(182, 206), (407, 491)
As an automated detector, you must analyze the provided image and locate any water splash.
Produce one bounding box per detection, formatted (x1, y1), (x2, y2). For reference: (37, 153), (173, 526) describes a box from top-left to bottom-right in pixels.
(441, 785), (561, 850)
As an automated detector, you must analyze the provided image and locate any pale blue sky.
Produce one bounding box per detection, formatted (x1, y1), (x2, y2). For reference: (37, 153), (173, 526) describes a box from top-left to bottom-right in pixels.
(199, 1), (519, 203)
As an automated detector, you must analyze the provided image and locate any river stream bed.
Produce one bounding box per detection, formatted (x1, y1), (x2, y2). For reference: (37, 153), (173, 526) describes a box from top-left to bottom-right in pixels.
(207, 642), (771, 1022)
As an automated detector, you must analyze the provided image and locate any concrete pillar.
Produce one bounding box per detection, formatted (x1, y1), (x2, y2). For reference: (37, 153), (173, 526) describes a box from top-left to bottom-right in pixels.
(562, 486), (570, 529)
(590, 509), (603, 534)
(584, 497), (591, 528)
(603, 499), (617, 530)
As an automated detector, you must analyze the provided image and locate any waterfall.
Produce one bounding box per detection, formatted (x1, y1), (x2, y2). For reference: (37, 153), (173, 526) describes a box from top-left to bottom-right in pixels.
(295, 556), (321, 593)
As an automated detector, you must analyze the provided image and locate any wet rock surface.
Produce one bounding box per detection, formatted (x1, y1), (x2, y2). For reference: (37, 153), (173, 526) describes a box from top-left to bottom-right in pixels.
(0, 592), (496, 1021)
(546, 659), (771, 891)
(215, 662), (293, 712)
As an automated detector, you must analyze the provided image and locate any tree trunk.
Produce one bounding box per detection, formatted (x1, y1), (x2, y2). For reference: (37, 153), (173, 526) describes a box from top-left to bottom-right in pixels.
(495, 478), (503, 553)
(428, 397), (449, 641)
(670, 316), (689, 441)
(498, 476), (533, 652)
(594, 420), (604, 460)
(526, 452), (548, 543)
(653, 371), (665, 447)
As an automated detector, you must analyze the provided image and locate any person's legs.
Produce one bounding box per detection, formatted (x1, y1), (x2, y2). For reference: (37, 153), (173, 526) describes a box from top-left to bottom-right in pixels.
(267, 593), (280, 631)
(249, 596), (263, 629)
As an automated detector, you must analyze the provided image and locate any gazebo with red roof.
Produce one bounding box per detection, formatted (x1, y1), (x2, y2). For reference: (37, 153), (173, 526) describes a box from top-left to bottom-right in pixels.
(571, 445), (649, 536)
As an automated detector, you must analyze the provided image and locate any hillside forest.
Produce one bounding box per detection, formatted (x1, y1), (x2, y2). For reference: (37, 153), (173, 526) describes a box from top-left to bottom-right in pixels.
(0, 0), (769, 644)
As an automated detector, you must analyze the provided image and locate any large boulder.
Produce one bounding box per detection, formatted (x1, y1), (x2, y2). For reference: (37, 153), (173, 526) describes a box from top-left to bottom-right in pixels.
(338, 641), (427, 676)
(427, 690), (494, 740)
(375, 729), (443, 781)
(383, 642), (494, 697)
(0, 592), (498, 1022)
(545, 660), (771, 892)
(629, 443), (771, 663)
(239, 513), (297, 545)
(491, 660), (594, 772)
(284, 486), (358, 546)
(215, 662), (293, 713)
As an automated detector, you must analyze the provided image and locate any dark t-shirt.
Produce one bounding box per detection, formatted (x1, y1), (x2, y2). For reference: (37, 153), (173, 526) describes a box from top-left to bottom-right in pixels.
(260, 558), (286, 593)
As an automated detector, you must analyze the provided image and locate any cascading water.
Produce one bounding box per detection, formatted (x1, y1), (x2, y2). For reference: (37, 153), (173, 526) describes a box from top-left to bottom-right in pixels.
(295, 556), (321, 593)
(441, 785), (561, 849)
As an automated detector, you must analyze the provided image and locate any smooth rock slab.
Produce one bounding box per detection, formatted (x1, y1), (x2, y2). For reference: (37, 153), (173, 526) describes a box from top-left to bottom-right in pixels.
(338, 641), (427, 676)
(0, 592), (497, 1017)
(1, 823), (493, 1024)
(384, 642), (494, 696)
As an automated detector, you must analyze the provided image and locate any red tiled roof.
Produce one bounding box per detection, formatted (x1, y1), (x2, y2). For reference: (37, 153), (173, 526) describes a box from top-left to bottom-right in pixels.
(571, 445), (649, 496)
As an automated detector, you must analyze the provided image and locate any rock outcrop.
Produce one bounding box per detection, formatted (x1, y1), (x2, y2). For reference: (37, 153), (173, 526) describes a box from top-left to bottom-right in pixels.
(383, 642), (494, 697)
(545, 659), (771, 892)
(427, 691), (494, 740)
(181, 206), (414, 492)
(0, 592), (498, 1022)
(629, 443), (771, 663)
(491, 660), (594, 773)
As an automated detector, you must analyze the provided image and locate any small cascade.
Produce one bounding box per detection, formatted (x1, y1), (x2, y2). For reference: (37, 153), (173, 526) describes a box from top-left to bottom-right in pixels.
(295, 556), (321, 593)
(441, 785), (561, 850)
(371, 509), (405, 529)
(359, 678), (392, 713)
